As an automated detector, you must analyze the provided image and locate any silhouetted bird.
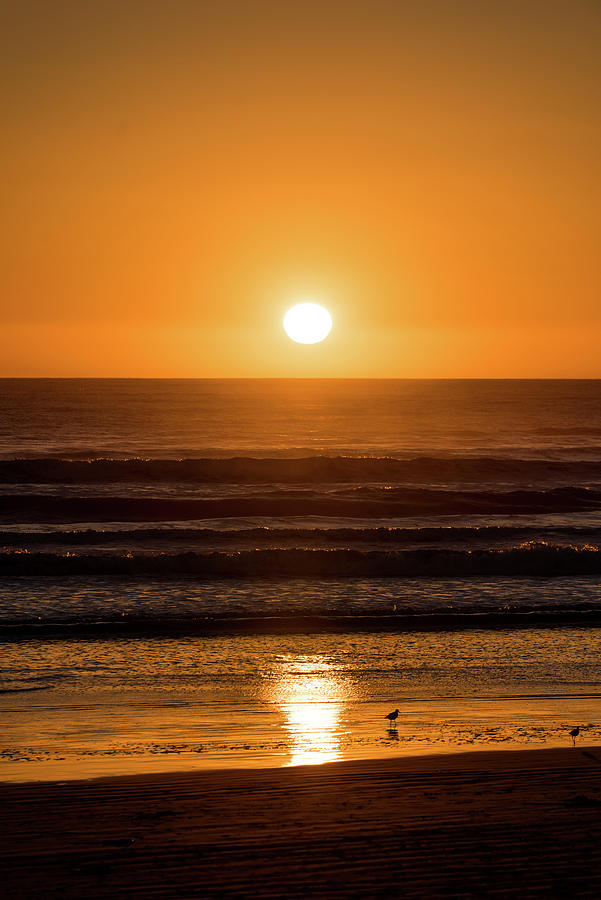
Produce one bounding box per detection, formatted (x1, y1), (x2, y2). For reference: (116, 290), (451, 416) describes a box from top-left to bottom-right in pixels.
(385, 709), (399, 725)
(570, 726), (580, 747)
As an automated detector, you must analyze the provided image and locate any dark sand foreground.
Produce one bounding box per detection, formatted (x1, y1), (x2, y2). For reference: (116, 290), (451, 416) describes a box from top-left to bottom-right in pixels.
(3, 748), (601, 899)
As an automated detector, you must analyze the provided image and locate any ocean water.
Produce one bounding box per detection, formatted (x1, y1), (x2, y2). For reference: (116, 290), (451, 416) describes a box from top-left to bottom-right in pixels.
(2, 378), (601, 779)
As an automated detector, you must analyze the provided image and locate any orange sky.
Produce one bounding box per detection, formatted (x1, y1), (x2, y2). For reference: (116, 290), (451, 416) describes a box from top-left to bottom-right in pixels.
(2, 0), (600, 376)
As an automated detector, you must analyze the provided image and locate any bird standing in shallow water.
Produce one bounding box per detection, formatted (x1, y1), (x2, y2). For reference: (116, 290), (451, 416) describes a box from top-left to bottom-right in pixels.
(570, 726), (580, 747)
(385, 709), (399, 725)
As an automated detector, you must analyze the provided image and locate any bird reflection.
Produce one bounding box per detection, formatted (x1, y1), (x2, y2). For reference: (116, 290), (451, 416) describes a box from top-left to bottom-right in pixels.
(385, 726), (399, 743)
(269, 654), (351, 766)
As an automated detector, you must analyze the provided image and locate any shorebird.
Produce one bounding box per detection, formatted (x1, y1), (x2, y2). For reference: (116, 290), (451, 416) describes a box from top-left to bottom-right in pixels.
(385, 709), (400, 725)
(570, 726), (580, 747)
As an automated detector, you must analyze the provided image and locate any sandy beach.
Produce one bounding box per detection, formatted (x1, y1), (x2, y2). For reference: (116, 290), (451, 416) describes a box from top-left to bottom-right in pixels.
(3, 747), (601, 898)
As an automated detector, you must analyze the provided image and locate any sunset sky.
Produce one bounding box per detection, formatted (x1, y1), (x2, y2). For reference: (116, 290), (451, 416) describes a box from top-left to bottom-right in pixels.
(2, 0), (600, 377)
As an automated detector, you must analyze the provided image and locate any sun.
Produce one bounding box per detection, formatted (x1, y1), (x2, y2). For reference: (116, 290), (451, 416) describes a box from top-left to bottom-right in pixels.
(283, 303), (333, 344)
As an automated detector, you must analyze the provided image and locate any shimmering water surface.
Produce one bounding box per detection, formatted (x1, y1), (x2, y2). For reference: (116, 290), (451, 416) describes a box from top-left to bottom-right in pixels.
(1, 379), (601, 779)
(1, 378), (601, 458)
(3, 629), (601, 781)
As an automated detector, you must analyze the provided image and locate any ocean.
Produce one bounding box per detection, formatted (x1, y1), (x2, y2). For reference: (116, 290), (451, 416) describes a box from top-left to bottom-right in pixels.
(2, 378), (601, 780)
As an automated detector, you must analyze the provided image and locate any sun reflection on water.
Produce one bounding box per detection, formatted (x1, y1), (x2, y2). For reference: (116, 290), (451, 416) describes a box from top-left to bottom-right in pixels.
(269, 654), (353, 766)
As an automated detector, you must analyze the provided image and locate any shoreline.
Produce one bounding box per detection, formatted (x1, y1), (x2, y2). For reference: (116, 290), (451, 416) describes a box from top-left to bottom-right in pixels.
(1, 738), (593, 786)
(7, 741), (600, 786)
(3, 747), (601, 897)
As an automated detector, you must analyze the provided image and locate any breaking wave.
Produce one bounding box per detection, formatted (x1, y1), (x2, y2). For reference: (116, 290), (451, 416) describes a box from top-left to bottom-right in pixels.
(1, 486), (600, 522)
(1, 542), (600, 577)
(6, 609), (601, 637)
(1, 523), (600, 547)
(2, 455), (601, 484)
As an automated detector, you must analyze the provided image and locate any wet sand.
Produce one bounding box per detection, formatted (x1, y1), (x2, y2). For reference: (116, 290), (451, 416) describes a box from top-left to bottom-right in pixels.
(3, 748), (601, 898)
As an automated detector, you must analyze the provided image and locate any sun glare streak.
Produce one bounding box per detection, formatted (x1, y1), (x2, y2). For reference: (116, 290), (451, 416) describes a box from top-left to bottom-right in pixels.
(282, 699), (342, 766)
(268, 654), (351, 766)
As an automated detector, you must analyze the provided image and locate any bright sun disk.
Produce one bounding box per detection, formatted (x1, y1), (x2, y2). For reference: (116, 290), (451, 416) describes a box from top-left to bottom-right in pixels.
(283, 303), (333, 344)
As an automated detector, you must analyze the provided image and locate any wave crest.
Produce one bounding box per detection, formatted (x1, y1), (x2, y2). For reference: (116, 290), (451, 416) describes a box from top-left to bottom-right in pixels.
(2, 455), (601, 484)
(1, 486), (599, 522)
(1, 543), (599, 577)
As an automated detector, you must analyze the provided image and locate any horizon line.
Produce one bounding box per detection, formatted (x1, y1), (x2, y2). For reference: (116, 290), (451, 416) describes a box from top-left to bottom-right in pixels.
(0, 376), (600, 382)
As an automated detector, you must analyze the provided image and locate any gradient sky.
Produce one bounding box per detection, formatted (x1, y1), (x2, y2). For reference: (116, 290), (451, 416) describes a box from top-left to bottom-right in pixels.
(2, 0), (600, 376)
